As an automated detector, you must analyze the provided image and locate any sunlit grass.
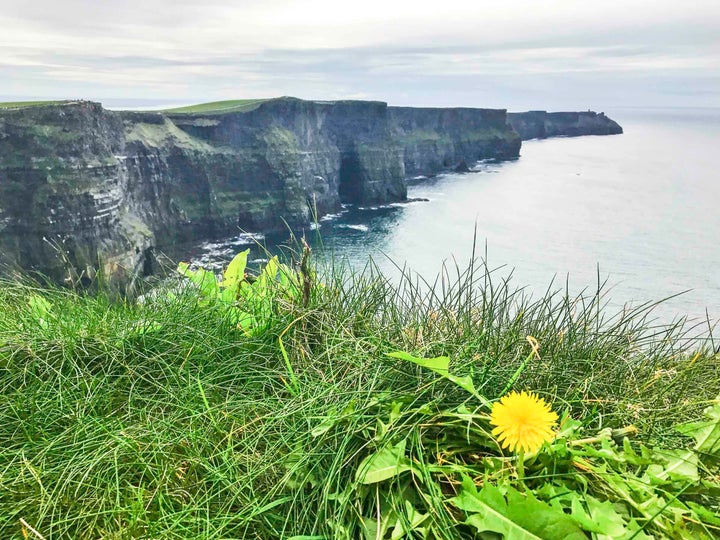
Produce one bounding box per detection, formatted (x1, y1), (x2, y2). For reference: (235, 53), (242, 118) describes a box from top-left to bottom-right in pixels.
(0, 254), (717, 538)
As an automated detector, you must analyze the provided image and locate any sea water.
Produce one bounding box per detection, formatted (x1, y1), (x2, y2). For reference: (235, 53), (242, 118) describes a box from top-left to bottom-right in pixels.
(186, 108), (720, 325)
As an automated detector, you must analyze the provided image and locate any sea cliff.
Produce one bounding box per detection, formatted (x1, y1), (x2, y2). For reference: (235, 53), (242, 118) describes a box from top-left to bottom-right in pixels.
(508, 110), (623, 140)
(0, 98), (620, 283)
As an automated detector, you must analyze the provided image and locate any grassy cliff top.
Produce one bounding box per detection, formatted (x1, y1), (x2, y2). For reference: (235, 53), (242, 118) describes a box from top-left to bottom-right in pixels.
(0, 100), (65, 109)
(162, 98), (271, 114)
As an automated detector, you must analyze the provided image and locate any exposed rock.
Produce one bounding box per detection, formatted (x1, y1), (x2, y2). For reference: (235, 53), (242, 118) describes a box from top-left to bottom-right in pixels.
(0, 97), (529, 283)
(508, 110), (623, 140)
(454, 160), (471, 173)
(389, 106), (521, 177)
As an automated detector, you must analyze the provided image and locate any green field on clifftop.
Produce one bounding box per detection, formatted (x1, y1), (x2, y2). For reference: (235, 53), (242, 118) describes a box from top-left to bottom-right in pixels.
(163, 98), (270, 114)
(0, 100), (63, 109)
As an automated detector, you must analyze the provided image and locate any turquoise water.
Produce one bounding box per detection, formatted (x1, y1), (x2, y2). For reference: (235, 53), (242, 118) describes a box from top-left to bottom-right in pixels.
(188, 108), (720, 324)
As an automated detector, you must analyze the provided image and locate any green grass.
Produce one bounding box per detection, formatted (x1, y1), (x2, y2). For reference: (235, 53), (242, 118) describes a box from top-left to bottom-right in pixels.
(163, 99), (272, 115)
(0, 253), (718, 538)
(0, 101), (63, 110)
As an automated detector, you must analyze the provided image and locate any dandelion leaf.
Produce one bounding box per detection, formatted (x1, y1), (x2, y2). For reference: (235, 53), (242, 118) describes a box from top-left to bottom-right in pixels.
(645, 449), (699, 484)
(387, 351), (477, 397)
(451, 476), (586, 540)
(390, 501), (429, 539)
(311, 410), (339, 438)
(355, 440), (416, 485)
(567, 493), (627, 537)
(676, 397), (720, 457)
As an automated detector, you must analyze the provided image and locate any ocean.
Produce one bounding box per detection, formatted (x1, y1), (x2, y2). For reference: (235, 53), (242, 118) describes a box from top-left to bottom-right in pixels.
(186, 107), (720, 325)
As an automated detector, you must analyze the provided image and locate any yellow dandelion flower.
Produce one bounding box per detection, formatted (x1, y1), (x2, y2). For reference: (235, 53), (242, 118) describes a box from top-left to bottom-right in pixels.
(490, 390), (558, 454)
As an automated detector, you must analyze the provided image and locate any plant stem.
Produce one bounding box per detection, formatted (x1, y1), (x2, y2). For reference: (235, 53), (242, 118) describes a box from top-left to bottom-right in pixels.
(516, 450), (526, 488)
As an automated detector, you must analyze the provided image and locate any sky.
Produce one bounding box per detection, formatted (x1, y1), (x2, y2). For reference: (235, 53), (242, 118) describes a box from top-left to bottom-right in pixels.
(1, 0), (719, 110)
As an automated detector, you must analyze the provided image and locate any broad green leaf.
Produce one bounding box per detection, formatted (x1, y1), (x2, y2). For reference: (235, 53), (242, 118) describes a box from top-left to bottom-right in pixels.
(219, 286), (237, 304)
(361, 518), (380, 540)
(505, 487), (587, 540)
(311, 411), (339, 438)
(451, 476), (586, 540)
(386, 351), (482, 402)
(555, 413), (583, 440)
(178, 263), (219, 298)
(568, 494), (627, 537)
(177, 261), (191, 276)
(645, 449), (699, 484)
(676, 397), (720, 457)
(361, 507), (397, 540)
(262, 256), (280, 282)
(355, 440), (416, 485)
(227, 307), (256, 331)
(222, 249), (249, 290)
(620, 520), (654, 540)
(451, 478), (540, 539)
(687, 501), (720, 527)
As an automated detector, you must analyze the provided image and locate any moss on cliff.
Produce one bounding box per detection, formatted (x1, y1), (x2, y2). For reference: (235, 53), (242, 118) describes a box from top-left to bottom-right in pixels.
(125, 118), (216, 152)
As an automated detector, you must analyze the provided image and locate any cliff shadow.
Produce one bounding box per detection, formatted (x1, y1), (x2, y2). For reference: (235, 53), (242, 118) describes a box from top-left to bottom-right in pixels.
(338, 152), (363, 204)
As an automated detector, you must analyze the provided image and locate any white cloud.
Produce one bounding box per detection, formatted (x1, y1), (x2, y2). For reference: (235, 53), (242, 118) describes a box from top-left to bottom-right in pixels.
(0, 0), (718, 107)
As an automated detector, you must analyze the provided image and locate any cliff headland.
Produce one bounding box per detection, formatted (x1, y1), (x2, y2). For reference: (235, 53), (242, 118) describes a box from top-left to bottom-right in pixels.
(508, 110), (623, 140)
(0, 98), (621, 283)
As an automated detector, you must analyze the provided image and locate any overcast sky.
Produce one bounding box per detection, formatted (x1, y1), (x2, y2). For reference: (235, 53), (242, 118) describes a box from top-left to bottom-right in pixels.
(1, 0), (718, 110)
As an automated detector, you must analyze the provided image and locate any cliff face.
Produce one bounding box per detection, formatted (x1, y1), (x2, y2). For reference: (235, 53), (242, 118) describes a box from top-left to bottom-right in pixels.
(508, 111), (623, 140)
(390, 107), (522, 176)
(0, 97), (523, 283)
(0, 101), (155, 282)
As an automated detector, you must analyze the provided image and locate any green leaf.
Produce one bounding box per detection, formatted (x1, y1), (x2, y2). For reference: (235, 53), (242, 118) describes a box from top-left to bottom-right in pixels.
(450, 476), (586, 540)
(687, 501), (720, 527)
(355, 440), (416, 485)
(646, 449), (699, 484)
(386, 351), (484, 403)
(361, 507), (397, 540)
(311, 410), (339, 438)
(361, 517), (380, 540)
(178, 263), (219, 299)
(568, 493), (627, 537)
(227, 307), (256, 331)
(677, 397), (720, 457)
(222, 249), (249, 290)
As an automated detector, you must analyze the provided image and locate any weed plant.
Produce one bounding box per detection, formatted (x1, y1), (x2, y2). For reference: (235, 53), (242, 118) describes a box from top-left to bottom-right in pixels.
(0, 251), (717, 538)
